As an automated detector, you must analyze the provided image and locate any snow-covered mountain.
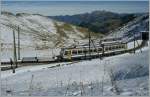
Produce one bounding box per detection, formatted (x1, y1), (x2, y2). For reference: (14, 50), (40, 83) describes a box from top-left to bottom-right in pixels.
(107, 13), (149, 42)
(0, 12), (96, 49)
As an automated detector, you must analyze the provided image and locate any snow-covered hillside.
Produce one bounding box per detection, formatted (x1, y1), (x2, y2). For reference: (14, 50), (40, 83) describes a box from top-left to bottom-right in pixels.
(107, 14), (149, 42)
(0, 12), (92, 49)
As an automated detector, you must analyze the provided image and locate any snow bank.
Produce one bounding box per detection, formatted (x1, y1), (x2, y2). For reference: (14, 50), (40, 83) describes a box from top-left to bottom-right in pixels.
(106, 49), (149, 80)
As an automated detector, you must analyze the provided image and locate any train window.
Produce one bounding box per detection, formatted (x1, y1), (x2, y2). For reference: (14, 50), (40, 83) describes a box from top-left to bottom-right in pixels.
(86, 50), (89, 53)
(113, 46), (116, 49)
(117, 45), (119, 49)
(93, 49), (97, 52)
(105, 47), (108, 51)
(123, 45), (125, 48)
(83, 49), (87, 53)
(109, 47), (111, 50)
(117, 45), (120, 49)
(119, 45), (121, 48)
(90, 49), (93, 52)
(64, 50), (70, 55)
(120, 45), (122, 48)
(111, 46), (113, 50)
(108, 47), (110, 51)
(120, 45), (123, 48)
(72, 50), (77, 55)
(78, 50), (83, 54)
(107, 47), (109, 51)
(109, 47), (112, 50)
(64, 51), (68, 55)
(112, 46), (114, 50)
(116, 46), (119, 49)
(122, 45), (125, 48)
(98, 48), (102, 52)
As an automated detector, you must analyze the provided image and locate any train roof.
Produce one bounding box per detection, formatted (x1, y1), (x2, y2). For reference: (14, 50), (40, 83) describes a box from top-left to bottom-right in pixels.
(101, 37), (122, 41)
(101, 40), (126, 45)
(61, 45), (103, 49)
(61, 41), (126, 50)
(102, 42), (126, 46)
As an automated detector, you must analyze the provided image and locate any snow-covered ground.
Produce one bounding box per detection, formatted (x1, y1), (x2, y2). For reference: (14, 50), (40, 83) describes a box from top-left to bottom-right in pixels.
(1, 46), (149, 96)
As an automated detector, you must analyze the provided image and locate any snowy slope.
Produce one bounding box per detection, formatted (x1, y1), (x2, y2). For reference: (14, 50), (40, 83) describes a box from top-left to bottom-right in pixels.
(1, 47), (149, 96)
(0, 12), (90, 49)
(107, 14), (149, 42)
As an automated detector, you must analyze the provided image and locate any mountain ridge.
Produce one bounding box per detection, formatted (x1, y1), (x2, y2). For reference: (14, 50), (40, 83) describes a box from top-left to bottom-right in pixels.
(50, 10), (146, 34)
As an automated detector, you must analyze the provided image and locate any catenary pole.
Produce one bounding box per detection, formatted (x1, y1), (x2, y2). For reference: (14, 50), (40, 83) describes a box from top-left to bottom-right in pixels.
(89, 30), (91, 60)
(13, 30), (17, 69)
(18, 26), (20, 60)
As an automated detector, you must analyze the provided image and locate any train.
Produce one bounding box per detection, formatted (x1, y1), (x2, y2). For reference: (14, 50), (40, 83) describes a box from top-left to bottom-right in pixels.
(57, 40), (127, 60)
(1, 37), (146, 71)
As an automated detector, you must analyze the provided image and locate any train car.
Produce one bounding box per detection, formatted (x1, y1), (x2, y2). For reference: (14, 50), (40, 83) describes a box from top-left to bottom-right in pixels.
(22, 57), (38, 63)
(59, 41), (127, 60)
(101, 37), (122, 42)
(102, 42), (127, 55)
(59, 46), (103, 60)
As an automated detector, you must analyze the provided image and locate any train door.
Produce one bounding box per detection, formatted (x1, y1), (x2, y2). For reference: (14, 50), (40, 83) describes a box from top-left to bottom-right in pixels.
(125, 43), (128, 49)
(68, 50), (72, 60)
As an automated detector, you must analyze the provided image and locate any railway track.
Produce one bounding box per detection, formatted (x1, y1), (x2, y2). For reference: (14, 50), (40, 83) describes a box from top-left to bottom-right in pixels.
(1, 40), (147, 71)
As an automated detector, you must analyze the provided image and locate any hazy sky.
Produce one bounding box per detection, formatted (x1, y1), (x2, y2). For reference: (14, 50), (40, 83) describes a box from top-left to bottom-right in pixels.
(0, 0), (148, 1)
(1, 0), (149, 16)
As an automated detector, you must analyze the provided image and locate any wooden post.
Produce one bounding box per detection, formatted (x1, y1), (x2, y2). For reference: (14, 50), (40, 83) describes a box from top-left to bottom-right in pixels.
(18, 26), (20, 60)
(13, 30), (17, 69)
